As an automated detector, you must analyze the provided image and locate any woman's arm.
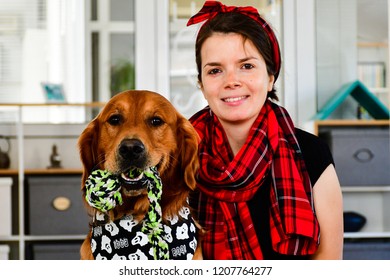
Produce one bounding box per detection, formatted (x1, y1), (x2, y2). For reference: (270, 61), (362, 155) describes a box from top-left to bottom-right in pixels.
(311, 164), (344, 259)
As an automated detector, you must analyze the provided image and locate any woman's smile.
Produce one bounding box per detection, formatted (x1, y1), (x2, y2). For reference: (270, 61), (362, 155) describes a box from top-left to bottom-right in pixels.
(222, 95), (249, 104)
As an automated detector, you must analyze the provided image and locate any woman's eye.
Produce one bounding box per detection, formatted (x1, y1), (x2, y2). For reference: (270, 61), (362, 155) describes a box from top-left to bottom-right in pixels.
(208, 68), (221, 75)
(242, 63), (254, 69)
(150, 116), (164, 127)
(107, 114), (122, 125)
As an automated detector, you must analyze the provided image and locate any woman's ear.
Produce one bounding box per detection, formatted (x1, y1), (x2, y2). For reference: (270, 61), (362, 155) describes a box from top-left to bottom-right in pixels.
(268, 74), (275, 92)
(198, 81), (208, 101)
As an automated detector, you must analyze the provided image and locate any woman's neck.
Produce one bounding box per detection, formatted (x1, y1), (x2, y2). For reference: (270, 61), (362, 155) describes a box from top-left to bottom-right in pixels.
(220, 120), (253, 156)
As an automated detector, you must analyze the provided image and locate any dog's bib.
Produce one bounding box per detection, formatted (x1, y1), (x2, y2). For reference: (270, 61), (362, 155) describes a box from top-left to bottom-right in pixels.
(91, 207), (197, 260)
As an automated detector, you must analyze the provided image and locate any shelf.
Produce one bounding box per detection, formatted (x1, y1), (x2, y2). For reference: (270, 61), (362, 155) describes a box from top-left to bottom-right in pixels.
(314, 120), (390, 135)
(0, 235), (85, 241)
(315, 119), (390, 126)
(0, 102), (105, 107)
(0, 169), (82, 176)
(0, 235), (21, 242)
(0, 103), (93, 260)
(344, 232), (390, 239)
(316, 121), (390, 242)
(343, 190), (390, 235)
(23, 235), (86, 241)
(342, 186), (390, 192)
(358, 42), (388, 48)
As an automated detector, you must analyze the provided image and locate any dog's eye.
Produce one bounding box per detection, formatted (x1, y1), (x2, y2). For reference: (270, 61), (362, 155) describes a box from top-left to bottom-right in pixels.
(150, 117), (164, 127)
(108, 114), (122, 125)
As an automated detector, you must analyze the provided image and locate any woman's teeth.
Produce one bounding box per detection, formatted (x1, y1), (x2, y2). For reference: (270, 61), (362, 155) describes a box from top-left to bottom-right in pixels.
(224, 96), (246, 102)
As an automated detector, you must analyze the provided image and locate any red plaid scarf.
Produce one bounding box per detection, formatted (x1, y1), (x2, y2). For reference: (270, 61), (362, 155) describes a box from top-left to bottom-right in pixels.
(190, 101), (320, 259)
(187, 0), (281, 81)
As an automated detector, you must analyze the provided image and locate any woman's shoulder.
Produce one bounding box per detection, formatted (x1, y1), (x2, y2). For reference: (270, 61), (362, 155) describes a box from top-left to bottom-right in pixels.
(295, 128), (328, 149)
(295, 128), (334, 185)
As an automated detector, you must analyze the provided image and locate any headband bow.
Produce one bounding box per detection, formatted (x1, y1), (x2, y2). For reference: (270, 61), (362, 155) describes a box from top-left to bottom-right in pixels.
(187, 1), (281, 81)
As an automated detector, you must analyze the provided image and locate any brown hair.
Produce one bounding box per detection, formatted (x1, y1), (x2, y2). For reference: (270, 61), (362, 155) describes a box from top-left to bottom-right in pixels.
(195, 12), (279, 101)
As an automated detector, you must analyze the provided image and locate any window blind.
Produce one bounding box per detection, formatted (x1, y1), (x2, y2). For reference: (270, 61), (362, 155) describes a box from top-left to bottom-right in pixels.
(0, 0), (46, 103)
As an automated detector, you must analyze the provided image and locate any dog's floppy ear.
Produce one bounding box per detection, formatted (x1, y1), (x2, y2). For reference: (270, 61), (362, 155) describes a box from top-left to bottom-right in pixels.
(177, 116), (199, 191)
(78, 118), (99, 186)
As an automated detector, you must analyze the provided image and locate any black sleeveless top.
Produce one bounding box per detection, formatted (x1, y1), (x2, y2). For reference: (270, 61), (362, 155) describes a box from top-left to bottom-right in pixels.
(248, 128), (334, 259)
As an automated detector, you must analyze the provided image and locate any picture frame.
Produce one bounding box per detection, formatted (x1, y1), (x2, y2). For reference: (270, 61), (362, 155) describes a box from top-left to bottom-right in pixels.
(41, 82), (66, 103)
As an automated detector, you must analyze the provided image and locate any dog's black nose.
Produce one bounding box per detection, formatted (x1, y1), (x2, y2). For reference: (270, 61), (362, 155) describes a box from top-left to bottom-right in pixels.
(118, 139), (146, 160)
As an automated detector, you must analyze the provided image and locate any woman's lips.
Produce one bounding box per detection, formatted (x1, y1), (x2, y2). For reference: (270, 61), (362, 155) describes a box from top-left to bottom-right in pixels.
(223, 95), (248, 103)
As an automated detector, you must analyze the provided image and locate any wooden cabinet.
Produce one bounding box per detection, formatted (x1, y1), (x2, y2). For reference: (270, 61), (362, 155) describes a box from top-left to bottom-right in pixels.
(0, 170), (86, 260)
(0, 103), (103, 259)
(315, 120), (390, 239)
(316, 120), (390, 259)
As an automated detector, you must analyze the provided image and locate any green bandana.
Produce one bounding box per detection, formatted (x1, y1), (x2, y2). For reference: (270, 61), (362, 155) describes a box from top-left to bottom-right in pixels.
(84, 166), (170, 260)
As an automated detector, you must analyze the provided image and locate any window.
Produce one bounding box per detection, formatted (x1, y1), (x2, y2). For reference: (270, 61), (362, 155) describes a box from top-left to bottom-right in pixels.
(86, 0), (135, 102)
(0, 0), (46, 103)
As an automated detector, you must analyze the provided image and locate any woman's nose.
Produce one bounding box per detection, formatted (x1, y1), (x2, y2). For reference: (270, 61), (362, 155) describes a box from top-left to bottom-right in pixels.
(225, 70), (241, 88)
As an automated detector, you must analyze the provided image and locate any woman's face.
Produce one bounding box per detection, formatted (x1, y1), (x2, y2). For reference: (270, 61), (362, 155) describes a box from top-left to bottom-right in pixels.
(199, 32), (274, 127)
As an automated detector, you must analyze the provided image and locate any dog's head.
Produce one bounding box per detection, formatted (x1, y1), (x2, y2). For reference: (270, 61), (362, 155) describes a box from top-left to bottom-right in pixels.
(78, 90), (199, 219)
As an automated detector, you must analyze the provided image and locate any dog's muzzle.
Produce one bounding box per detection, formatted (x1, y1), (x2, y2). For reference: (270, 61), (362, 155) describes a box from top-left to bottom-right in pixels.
(120, 166), (149, 196)
(117, 138), (151, 195)
(118, 138), (147, 168)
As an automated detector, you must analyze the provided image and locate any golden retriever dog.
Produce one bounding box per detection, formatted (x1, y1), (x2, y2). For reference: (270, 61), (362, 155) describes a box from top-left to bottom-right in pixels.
(78, 90), (201, 260)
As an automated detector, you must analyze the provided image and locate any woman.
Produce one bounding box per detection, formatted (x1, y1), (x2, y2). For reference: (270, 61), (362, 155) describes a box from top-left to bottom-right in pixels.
(187, 1), (343, 260)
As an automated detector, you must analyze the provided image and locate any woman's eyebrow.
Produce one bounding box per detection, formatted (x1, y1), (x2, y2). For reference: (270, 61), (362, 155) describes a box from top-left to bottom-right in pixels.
(237, 56), (258, 63)
(203, 62), (221, 69)
(203, 56), (259, 69)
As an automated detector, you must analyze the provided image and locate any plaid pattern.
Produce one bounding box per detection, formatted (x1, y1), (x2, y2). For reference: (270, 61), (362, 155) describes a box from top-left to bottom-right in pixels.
(190, 101), (320, 259)
(187, 0), (281, 81)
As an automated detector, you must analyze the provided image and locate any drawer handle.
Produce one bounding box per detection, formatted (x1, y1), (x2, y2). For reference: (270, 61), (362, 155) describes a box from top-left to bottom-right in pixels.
(52, 196), (71, 211)
(353, 148), (374, 163)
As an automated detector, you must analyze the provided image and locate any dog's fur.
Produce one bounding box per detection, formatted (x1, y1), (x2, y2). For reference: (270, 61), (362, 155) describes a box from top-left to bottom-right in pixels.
(78, 90), (201, 259)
